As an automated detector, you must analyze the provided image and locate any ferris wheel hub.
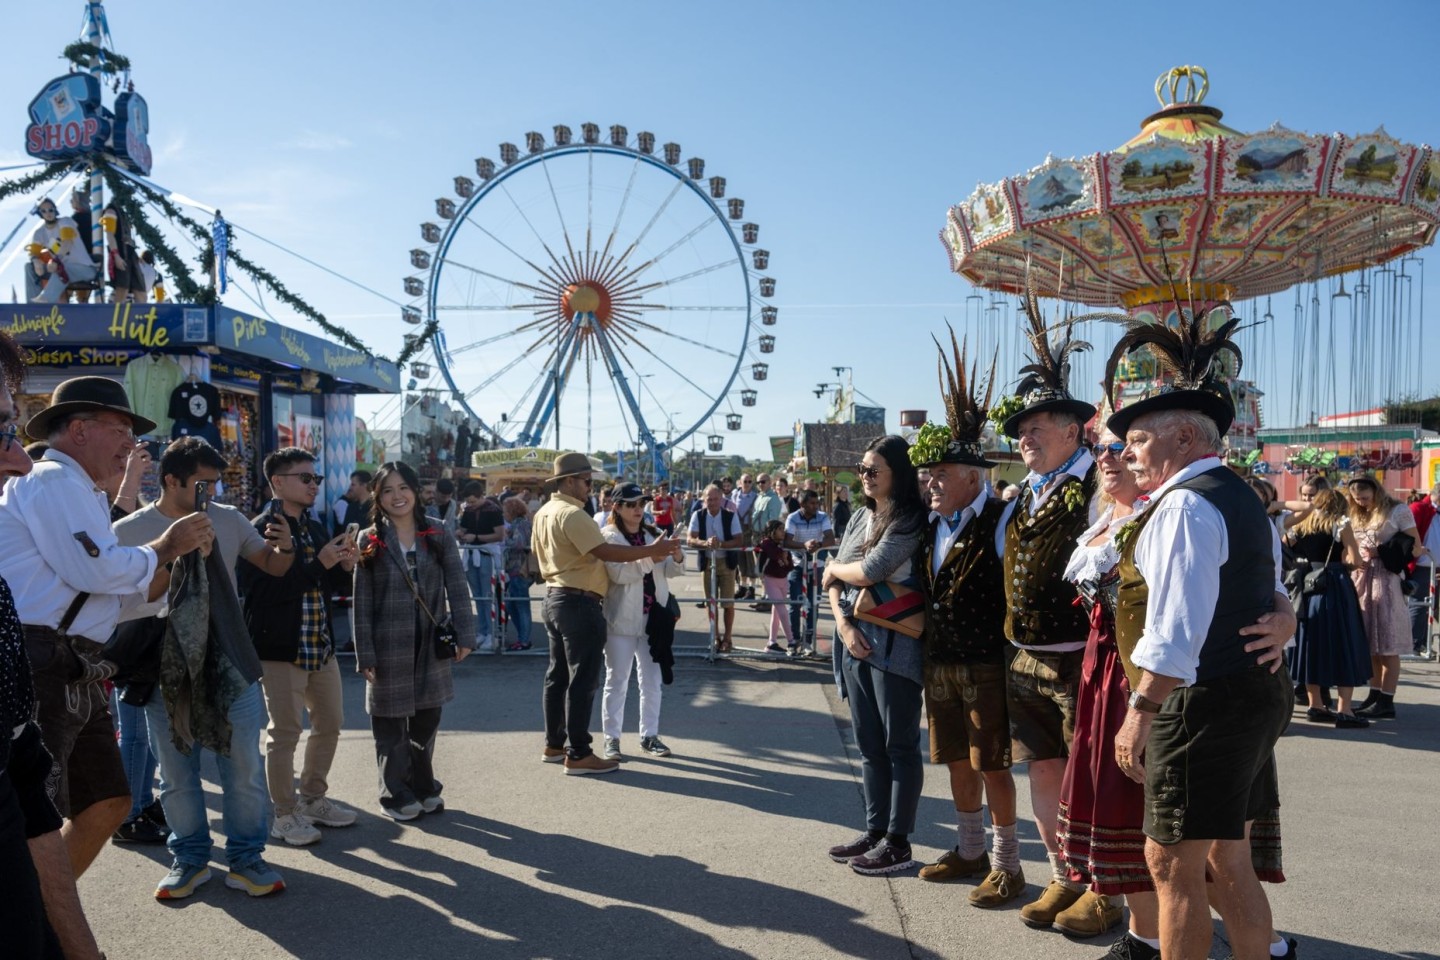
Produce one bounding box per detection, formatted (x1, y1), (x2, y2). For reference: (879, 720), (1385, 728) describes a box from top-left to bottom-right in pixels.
(562, 282), (612, 323)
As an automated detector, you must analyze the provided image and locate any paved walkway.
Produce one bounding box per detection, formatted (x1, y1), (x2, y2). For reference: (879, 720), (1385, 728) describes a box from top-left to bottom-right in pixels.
(78, 580), (1440, 959)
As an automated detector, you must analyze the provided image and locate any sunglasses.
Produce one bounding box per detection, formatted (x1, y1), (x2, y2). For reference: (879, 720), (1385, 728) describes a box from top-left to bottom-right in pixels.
(277, 472), (325, 485)
(1091, 442), (1127, 459)
(855, 463), (885, 480)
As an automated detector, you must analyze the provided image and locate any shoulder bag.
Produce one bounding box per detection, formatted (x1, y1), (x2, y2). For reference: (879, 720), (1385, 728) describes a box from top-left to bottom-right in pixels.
(386, 542), (460, 660)
(853, 581), (925, 640)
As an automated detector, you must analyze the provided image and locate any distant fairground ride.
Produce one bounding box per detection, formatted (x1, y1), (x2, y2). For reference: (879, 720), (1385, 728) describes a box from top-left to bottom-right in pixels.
(942, 66), (1439, 449)
(400, 125), (776, 468)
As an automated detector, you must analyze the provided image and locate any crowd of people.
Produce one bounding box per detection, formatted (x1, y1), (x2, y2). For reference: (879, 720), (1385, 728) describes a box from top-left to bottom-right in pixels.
(0, 289), (1427, 960)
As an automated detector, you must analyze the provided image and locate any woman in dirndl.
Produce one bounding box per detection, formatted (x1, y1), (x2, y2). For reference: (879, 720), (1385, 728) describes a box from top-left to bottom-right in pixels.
(1347, 474), (1423, 719)
(1055, 431), (1160, 956)
(1284, 488), (1371, 728)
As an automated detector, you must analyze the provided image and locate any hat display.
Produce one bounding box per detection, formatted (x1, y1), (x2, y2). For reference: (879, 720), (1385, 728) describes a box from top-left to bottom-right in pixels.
(1000, 287), (1096, 439)
(910, 324), (998, 469)
(24, 376), (158, 439)
(1103, 297), (1244, 439)
(611, 481), (652, 503)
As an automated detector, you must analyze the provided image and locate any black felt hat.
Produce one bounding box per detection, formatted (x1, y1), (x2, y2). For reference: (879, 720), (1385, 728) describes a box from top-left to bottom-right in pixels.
(25, 376), (157, 439)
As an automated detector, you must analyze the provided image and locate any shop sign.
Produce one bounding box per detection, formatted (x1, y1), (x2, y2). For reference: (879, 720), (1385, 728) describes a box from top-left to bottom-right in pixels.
(216, 307), (399, 391)
(21, 345), (142, 367)
(2, 302), (186, 349)
(209, 358), (264, 386)
(24, 74), (151, 174)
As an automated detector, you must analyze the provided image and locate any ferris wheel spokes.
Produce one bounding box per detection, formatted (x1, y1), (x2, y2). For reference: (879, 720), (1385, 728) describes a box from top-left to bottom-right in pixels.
(590, 318), (656, 446)
(445, 320), (549, 358)
(436, 257), (550, 297)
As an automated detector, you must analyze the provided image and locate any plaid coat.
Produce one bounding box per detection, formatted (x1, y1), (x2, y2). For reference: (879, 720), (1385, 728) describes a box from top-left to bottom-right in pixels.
(352, 524), (477, 717)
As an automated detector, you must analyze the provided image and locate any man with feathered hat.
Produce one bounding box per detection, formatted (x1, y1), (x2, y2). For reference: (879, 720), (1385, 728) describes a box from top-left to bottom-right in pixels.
(993, 290), (1099, 927)
(908, 330), (1024, 907)
(1105, 300), (1298, 960)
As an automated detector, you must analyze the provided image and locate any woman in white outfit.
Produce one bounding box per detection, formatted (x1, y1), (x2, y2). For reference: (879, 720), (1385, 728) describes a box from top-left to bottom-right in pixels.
(601, 482), (685, 760)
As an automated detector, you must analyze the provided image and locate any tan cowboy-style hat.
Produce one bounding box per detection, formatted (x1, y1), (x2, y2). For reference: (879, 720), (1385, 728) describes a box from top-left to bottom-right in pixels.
(542, 451), (594, 491)
(25, 376), (158, 439)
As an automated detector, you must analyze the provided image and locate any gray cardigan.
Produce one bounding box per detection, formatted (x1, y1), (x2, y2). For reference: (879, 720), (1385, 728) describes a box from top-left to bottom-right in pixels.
(830, 506), (926, 690)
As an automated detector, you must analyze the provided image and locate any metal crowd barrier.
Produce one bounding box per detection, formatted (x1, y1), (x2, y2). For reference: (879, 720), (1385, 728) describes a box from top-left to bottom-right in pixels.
(450, 543), (831, 662)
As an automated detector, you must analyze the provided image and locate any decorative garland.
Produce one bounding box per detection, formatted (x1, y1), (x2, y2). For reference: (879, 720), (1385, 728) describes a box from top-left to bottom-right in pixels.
(0, 162), (71, 205)
(62, 42), (131, 74)
(397, 317), (439, 368)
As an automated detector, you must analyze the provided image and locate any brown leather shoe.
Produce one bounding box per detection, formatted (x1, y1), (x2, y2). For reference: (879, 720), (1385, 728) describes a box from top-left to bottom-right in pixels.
(919, 848), (991, 883)
(1019, 880), (1084, 928)
(968, 866), (1026, 908)
(1052, 889), (1122, 938)
(563, 753), (620, 776)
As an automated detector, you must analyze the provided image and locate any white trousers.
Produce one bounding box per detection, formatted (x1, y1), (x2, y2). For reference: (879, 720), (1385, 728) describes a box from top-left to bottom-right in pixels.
(601, 632), (663, 740)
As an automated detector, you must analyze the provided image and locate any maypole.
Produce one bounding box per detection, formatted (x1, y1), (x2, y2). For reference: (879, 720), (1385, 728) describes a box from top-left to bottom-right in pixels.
(81, 1), (108, 269)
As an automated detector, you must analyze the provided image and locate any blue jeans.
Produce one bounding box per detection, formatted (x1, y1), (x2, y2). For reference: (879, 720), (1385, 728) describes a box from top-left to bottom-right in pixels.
(466, 551), (495, 644)
(113, 694), (157, 820)
(505, 575), (533, 646)
(143, 681), (271, 869)
(787, 562), (817, 645)
(841, 655), (924, 836)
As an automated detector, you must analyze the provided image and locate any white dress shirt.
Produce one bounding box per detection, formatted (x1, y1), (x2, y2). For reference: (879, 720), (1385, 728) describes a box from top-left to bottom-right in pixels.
(1129, 457), (1285, 686)
(929, 488), (988, 577)
(0, 450), (158, 642)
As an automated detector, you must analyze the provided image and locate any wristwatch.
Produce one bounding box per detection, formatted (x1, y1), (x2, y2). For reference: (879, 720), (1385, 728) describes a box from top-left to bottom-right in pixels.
(1127, 691), (1163, 714)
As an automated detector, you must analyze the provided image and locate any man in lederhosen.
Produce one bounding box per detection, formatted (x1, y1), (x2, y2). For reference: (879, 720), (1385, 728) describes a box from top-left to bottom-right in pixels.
(996, 294), (1098, 927)
(910, 332), (1024, 909)
(1107, 308), (1299, 960)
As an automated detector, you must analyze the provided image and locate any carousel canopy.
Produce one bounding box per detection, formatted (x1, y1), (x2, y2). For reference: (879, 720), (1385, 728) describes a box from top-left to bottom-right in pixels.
(942, 66), (1440, 307)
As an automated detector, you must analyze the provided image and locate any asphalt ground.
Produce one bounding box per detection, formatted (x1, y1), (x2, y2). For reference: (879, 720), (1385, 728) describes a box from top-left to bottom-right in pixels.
(78, 572), (1440, 960)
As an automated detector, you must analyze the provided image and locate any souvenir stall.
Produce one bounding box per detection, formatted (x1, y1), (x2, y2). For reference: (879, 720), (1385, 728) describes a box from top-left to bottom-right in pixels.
(5, 301), (399, 515)
(400, 387), (486, 487)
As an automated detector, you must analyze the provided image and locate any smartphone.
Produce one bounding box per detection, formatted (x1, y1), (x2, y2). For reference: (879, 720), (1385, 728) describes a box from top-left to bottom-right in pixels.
(143, 439), (163, 460)
(268, 497), (284, 519)
(194, 481), (210, 513)
(345, 522), (360, 543)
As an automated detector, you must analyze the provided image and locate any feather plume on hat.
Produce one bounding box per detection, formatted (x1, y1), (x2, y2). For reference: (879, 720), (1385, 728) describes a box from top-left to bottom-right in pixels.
(1015, 285), (1092, 403)
(1103, 258), (1248, 437)
(937, 323), (996, 445)
(910, 324), (1000, 468)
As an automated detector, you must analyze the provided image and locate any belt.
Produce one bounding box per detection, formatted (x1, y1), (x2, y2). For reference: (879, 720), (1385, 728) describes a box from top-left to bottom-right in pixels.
(547, 586), (604, 602)
(21, 624), (106, 651)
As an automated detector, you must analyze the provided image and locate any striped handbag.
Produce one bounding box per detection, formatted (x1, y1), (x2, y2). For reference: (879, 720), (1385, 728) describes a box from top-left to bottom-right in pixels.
(853, 581), (925, 640)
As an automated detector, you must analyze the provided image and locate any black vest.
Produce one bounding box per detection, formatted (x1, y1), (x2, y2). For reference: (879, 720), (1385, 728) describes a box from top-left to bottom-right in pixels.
(1117, 466), (1275, 684)
(920, 497), (1007, 665)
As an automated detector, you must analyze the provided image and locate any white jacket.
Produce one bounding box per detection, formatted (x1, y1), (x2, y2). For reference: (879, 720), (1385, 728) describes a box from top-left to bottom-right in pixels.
(603, 526), (683, 637)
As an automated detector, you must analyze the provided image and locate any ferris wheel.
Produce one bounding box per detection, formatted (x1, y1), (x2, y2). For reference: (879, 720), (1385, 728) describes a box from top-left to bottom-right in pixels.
(400, 123), (777, 462)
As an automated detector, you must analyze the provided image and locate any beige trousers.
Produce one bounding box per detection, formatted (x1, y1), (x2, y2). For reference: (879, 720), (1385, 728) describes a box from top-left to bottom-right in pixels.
(259, 658), (344, 816)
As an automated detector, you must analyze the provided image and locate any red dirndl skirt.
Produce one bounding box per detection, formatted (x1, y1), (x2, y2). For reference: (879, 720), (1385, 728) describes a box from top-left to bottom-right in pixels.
(1057, 603), (1153, 894)
(1057, 604), (1286, 892)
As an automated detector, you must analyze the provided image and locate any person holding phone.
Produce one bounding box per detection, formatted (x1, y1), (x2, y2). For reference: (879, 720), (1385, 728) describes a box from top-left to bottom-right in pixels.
(113, 437), (295, 899)
(352, 462), (476, 820)
(239, 447), (359, 848)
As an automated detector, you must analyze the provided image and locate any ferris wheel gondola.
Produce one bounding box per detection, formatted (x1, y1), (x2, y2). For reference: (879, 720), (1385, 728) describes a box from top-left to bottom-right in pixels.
(401, 124), (776, 464)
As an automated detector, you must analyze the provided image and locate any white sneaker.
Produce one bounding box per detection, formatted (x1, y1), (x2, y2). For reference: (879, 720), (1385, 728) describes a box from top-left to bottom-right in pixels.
(382, 801), (423, 821)
(296, 796), (357, 827)
(603, 737), (622, 761)
(270, 812), (321, 846)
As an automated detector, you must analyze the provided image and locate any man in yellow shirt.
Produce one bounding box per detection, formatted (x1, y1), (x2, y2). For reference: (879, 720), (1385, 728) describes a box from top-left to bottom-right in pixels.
(533, 453), (679, 775)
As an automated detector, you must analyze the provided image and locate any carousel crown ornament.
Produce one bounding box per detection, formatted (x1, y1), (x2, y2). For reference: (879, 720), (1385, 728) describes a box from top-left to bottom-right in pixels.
(996, 282), (1096, 439)
(911, 324), (998, 469)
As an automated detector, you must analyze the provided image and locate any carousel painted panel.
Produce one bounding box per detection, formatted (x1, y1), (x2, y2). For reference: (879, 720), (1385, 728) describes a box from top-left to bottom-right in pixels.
(1406, 150), (1440, 218)
(1121, 200), (1203, 251)
(1105, 139), (1211, 204)
(1218, 127), (1327, 196)
(1014, 156), (1100, 226)
(1206, 198), (1293, 247)
(940, 211), (971, 271)
(961, 182), (1014, 246)
(1328, 129), (1417, 202)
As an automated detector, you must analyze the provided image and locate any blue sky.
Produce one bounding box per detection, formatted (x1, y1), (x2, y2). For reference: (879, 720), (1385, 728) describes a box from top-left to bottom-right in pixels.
(2, 1), (1437, 459)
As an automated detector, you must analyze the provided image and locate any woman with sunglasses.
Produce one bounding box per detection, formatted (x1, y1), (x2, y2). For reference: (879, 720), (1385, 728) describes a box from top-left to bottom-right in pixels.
(600, 483), (684, 760)
(821, 435), (928, 875)
(353, 461), (477, 820)
(1052, 433), (1161, 952)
